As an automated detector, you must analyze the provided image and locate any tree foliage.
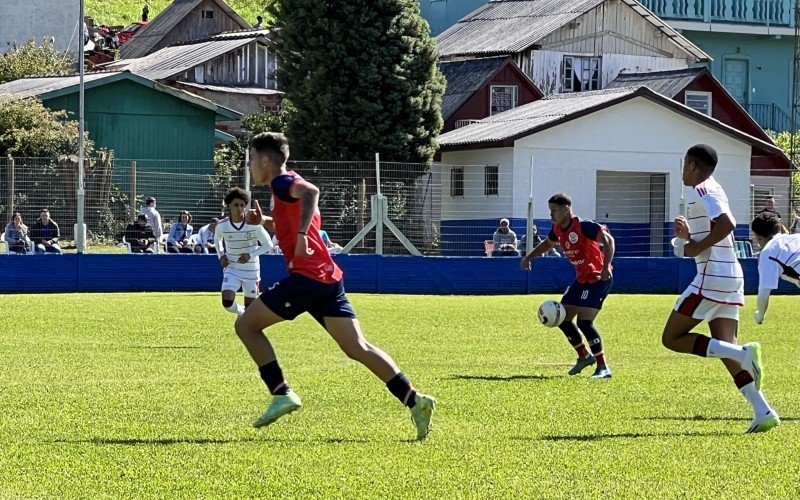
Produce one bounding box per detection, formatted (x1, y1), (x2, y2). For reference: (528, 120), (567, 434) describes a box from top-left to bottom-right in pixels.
(267, 0), (445, 163)
(0, 39), (74, 85)
(0, 96), (93, 157)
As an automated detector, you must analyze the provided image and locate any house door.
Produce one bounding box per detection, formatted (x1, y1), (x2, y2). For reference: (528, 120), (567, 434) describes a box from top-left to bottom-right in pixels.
(649, 174), (667, 257)
(723, 59), (749, 105)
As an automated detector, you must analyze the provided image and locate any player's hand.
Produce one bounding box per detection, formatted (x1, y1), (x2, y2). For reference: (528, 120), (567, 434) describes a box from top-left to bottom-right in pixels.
(754, 310), (764, 325)
(238, 253), (251, 263)
(245, 200), (263, 225)
(673, 216), (690, 240)
(520, 256), (532, 271)
(295, 233), (314, 259)
(220, 255), (229, 268)
(600, 268), (612, 281)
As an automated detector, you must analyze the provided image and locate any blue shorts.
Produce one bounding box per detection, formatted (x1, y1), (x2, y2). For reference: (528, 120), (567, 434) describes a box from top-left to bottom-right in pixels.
(561, 278), (613, 310)
(259, 273), (356, 327)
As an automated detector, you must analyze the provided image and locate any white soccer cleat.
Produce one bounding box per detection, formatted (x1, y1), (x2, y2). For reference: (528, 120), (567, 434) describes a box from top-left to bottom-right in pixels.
(741, 342), (764, 390)
(746, 409), (780, 434)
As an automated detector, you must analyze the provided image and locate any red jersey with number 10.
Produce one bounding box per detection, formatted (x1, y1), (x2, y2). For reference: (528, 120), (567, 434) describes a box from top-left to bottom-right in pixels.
(548, 217), (610, 284)
(270, 171), (343, 284)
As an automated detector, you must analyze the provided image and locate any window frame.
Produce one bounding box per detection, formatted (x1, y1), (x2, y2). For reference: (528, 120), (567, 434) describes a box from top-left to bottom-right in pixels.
(450, 168), (464, 197)
(484, 165), (499, 196)
(489, 85), (519, 115)
(562, 55), (602, 93)
(684, 91), (713, 116)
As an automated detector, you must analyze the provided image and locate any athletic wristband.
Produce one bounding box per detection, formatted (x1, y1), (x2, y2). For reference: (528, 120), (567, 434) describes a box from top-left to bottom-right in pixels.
(298, 231), (306, 235)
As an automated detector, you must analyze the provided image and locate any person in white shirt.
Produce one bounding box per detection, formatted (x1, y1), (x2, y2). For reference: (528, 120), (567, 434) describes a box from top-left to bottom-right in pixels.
(139, 197), (164, 248)
(215, 187), (273, 316)
(194, 218), (219, 254)
(666, 144), (779, 433)
(751, 211), (800, 325)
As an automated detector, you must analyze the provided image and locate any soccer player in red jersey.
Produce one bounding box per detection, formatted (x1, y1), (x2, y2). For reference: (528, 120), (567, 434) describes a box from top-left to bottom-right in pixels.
(235, 132), (435, 440)
(521, 193), (615, 378)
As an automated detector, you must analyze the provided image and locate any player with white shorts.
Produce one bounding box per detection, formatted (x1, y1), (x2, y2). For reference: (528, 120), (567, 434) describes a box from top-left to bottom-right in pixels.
(663, 144), (779, 433)
(215, 187), (273, 316)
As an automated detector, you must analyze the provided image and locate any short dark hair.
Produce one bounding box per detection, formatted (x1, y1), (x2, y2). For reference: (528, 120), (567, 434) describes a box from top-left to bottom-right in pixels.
(224, 187), (249, 206)
(686, 144), (718, 173)
(146, 196), (156, 205)
(548, 193), (572, 206)
(257, 15), (263, 21)
(751, 211), (782, 238)
(250, 132), (289, 164)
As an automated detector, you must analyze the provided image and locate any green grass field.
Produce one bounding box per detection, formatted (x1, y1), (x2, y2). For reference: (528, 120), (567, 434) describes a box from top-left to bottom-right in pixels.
(1, 293), (798, 498)
(85, 1), (265, 28)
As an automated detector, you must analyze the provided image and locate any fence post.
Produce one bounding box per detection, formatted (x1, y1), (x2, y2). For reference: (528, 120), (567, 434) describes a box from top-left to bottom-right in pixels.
(526, 161), (535, 255)
(131, 161), (137, 219)
(375, 153), (382, 254)
(358, 178), (366, 248)
(244, 146), (251, 210)
(7, 155), (14, 224)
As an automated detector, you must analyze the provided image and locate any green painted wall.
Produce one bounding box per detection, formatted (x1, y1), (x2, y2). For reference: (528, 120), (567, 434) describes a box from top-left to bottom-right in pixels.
(44, 79), (218, 163)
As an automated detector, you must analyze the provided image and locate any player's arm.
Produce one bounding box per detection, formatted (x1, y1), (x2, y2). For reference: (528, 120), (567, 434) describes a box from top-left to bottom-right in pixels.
(289, 179), (320, 258)
(677, 213), (735, 258)
(754, 288), (771, 325)
(248, 225), (274, 259)
(214, 224), (228, 267)
(520, 237), (556, 270)
(754, 252), (780, 324)
(598, 229), (615, 280)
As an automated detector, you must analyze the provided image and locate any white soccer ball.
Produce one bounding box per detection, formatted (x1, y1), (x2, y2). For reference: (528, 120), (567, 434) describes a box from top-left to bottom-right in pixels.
(537, 300), (565, 328)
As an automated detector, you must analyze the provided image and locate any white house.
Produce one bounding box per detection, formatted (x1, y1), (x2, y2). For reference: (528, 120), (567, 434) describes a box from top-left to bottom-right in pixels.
(437, 86), (785, 256)
(437, 0), (711, 95)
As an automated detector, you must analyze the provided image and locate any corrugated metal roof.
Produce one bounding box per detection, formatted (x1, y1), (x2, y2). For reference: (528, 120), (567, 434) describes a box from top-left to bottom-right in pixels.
(103, 33), (269, 81)
(606, 67), (705, 97)
(120, 0), (250, 59)
(0, 72), (125, 99)
(437, 0), (710, 62)
(176, 81), (282, 95)
(440, 57), (508, 119)
(439, 87), (638, 146)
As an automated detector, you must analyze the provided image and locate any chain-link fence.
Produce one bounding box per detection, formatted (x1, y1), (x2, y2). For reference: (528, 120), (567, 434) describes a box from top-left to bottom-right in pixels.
(1, 155), (797, 256)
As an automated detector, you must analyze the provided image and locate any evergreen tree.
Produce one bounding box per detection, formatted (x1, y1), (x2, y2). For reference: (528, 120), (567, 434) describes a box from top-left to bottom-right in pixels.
(268, 0), (445, 163)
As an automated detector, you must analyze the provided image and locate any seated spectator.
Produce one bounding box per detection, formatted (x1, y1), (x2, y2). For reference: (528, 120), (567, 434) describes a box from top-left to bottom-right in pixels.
(319, 229), (343, 254)
(519, 224), (560, 257)
(167, 211), (194, 253)
(123, 215), (156, 253)
(194, 218), (219, 254)
(492, 218), (520, 257)
(4, 212), (31, 254)
(30, 208), (62, 254)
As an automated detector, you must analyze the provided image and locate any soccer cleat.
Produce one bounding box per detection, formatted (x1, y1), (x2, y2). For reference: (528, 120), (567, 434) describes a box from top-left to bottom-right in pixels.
(252, 390), (302, 429)
(746, 409), (780, 434)
(590, 365), (612, 379)
(568, 354), (596, 376)
(742, 342), (764, 390)
(410, 393), (436, 441)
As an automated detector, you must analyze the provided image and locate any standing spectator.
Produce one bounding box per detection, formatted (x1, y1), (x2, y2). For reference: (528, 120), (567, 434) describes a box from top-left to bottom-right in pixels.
(140, 196), (164, 247)
(4, 212), (31, 254)
(253, 15), (264, 29)
(123, 215), (156, 253)
(519, 224), (560, 257)
(167, 210), (194, 253)
(194, 218), (219, 254)
(492, 218), (519, 257)
(30, 209), (62, 254)
(142, 4), (149, 21)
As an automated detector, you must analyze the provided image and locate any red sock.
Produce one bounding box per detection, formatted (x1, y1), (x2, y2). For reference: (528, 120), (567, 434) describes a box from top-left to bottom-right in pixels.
(595, 352), (607, 368)
(575, 344), (590, 359)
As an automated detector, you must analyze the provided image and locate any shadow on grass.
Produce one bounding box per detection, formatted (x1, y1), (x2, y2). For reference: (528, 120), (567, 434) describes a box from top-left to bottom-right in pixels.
(529, 430), (736, 442)
(129, 345), (205, 350)
(53, 436), (370, 446)
(449, 374), (558, 382)
(635, 415), (799, 422)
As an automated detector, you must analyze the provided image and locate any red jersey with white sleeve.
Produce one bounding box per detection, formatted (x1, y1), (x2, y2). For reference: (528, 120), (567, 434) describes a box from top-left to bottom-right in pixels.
(270, 171), (343, 284)
(548, 217), (610, 284)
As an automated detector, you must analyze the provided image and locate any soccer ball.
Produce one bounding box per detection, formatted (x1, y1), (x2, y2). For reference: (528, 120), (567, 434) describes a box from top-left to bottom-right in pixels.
(537, 300), (565, 328)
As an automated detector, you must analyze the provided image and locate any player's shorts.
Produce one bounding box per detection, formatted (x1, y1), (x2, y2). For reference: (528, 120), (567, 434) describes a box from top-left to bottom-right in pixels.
(674, 288), (740, 322)
(259, 273), (356, 327)
(221, 271), (260, 298)
(561, 278), (613, 310)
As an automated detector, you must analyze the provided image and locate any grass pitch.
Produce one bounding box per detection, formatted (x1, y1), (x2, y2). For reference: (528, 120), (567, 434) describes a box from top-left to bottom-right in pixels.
(1, 293), (798, 498)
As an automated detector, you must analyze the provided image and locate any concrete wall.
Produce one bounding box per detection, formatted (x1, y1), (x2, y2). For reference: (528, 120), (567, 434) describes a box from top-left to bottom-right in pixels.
(1, 0), (80, 61)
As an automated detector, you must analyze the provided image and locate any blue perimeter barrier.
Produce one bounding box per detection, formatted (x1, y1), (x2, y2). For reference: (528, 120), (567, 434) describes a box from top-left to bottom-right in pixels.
(1, 254), (799, 296)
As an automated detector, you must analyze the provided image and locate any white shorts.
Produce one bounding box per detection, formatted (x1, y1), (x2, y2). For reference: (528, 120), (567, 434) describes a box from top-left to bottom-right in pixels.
(221, 271), (260, 298)
(674, 287), (739, 322)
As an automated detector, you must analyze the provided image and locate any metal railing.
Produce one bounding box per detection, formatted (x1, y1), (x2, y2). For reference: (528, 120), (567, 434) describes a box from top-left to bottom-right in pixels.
(744, 103), (796, 132)
(639, 0), (793, 26)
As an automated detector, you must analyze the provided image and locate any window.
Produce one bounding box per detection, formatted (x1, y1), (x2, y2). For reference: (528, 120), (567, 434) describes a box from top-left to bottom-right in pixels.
(450, 168), (464, 197)
(490, 85), (518, 115)
(562, 56), (601, 92)
(485, 165), (499, 196)
(685, 91), (712, 116)
(752, 186), (775, 218)
(455, 119), (480, 128)
(201, 10), (214, 18)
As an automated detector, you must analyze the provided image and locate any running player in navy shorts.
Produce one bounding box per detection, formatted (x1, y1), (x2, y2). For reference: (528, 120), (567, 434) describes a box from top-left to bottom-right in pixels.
(235, 132), (435, 440)
(521, 193), (615, 379)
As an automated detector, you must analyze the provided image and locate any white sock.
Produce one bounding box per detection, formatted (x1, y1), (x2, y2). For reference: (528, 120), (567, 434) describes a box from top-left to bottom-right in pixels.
(707, 339), (746, 364)
(739, 382), (771, 416)
(226, 303), (245, 315)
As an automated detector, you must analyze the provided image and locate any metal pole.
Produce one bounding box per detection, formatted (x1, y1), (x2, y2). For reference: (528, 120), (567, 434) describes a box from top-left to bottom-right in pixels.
(244, 143), (251, 210)
(526, 160), (534, 255)
(130, 161), (137, 219)
(7, 155), (14, 224)
(375, 152), (381, 196)
(76, 0), (86, 253)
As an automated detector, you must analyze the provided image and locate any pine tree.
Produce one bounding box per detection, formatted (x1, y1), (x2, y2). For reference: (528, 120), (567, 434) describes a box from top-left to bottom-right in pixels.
(268, 0), (445, 163)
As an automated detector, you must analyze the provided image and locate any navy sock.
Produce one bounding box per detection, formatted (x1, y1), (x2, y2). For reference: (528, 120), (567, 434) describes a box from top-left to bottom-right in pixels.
(258, 361), (290, 395)
(386, 373), (417, 408)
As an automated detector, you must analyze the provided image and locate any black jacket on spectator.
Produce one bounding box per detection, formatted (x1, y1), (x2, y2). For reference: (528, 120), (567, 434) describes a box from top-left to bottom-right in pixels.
(124, 223), (155, 248)
(30, 219), (60, 244)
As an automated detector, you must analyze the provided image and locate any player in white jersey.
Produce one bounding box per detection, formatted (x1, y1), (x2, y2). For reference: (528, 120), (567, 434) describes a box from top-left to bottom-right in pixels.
(664, 144), (779, 433)
(215, 187), (273, 317)
(751, 211), (800, 324)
